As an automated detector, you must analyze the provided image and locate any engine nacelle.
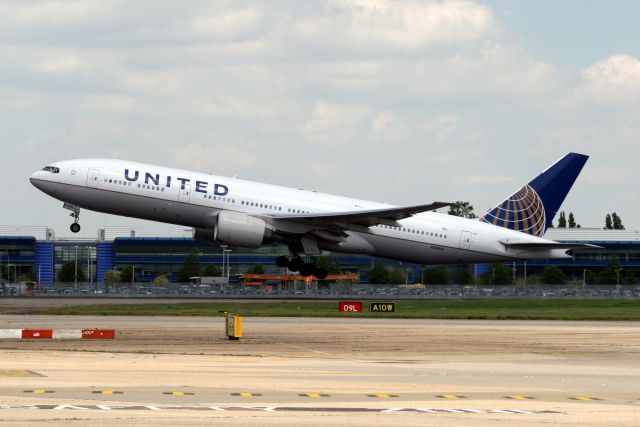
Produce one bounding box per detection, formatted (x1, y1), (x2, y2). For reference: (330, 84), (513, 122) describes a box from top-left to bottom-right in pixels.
(193, 227), (217, 244)
(193, 211), (269, 248)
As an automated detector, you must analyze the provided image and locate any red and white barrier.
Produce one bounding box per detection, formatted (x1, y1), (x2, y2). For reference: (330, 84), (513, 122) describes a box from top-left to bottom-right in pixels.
(0, 329), (115, 339)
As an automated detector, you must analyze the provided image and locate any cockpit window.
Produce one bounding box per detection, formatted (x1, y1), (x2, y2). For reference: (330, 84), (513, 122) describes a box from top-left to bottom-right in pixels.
(41, 166), (60, 173)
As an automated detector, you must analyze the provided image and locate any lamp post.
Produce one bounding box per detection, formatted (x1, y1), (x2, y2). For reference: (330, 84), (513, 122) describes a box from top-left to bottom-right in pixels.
(220, 244), (227, 280)
(74, 245), (78, 289)
(223, 249), (232, 285)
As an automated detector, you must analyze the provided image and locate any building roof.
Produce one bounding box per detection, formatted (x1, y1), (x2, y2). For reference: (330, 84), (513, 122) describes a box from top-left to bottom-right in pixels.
(0, 226), (51, 241)
(545, 228), (640, 242)
(102, 226), (193, 240)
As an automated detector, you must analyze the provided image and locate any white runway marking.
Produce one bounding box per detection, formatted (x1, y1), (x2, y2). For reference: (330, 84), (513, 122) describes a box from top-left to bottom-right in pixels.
(0, 404), (563, 414)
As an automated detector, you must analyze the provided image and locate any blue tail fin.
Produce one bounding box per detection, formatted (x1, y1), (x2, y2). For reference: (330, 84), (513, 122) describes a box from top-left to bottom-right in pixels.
(480, 153), (589, 236)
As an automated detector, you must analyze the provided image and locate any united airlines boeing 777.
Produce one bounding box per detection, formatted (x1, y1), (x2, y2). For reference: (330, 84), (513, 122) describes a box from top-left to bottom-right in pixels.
(30, 153), (593, 279)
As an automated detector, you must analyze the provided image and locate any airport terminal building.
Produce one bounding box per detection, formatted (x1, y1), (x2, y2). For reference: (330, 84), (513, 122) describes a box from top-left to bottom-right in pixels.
(1, 225), (639, 285)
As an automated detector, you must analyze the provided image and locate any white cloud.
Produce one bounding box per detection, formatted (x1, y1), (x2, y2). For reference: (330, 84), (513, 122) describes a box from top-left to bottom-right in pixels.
(296, 0), (496, 52)
(304, 101), (371, 136)
(2, 0), (640, 231)
(575, 55), (640, 107)
(189, 8), (262, 39)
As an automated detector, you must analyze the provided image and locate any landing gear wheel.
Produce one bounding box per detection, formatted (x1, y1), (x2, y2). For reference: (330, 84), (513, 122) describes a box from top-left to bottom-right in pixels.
(70, 223), (81, 233)
(300, 264), (313, 277)
(276, 256), (289, 268)
(288, 257), (303, 272)
(312, 267), (328, 280)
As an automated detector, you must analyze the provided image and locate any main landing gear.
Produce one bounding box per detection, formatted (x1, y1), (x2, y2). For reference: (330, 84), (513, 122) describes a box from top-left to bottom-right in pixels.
(276, 256), (328, 279)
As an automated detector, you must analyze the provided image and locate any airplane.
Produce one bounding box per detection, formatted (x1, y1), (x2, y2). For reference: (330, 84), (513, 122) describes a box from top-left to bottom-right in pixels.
(29, 153), (594, 279)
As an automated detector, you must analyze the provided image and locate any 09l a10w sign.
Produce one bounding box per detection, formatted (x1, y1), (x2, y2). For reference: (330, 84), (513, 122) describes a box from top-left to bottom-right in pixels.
(338, 301), (396, 313)
(338, 301), (363, 312)
(369, 302), (395, 312)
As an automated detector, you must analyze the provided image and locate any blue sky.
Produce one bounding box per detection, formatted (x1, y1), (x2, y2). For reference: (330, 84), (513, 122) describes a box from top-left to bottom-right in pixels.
(487, 0), (640, 66)
(2, 0), (639, 235)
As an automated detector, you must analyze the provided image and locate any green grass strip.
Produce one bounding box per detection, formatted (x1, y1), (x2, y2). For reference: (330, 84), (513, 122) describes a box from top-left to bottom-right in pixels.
(36, 299), (640, 321)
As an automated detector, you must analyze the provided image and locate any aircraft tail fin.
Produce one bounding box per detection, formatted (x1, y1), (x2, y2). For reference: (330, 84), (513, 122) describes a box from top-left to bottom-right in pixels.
(480, 153), (589, 236)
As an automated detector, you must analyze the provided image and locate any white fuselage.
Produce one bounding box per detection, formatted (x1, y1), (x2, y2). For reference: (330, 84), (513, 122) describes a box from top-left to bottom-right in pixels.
(29, 159), (570, 264)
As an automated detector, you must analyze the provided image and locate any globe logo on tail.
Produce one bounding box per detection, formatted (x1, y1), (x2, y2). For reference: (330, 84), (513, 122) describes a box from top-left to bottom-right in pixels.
(480, 184), (546, 237)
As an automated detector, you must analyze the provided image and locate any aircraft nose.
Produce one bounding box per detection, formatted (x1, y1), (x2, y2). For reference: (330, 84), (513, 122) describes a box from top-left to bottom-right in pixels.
(29, 171), (44, 188)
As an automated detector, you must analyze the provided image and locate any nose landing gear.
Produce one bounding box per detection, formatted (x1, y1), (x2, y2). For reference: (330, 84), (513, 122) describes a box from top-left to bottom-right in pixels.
(67, 207), (81, 233)
(275, 256), (328, 279)
(63, 202), (81, 233)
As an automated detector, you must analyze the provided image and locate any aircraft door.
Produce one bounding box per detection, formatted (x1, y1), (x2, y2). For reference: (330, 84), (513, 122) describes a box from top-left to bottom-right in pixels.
(87, 169), (100, 188)
(459, 230), (472, 250)
(179, 183), (191, 203)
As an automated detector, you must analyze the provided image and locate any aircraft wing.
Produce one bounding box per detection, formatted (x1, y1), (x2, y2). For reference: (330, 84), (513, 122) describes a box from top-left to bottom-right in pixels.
(500, 241), (601, 250)
(266, 202), (450, 228)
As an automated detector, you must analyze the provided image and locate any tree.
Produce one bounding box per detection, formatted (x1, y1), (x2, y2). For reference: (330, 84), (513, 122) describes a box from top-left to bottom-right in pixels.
(247, 264), (265, 274)
(388, 269), (407, 284)
(482, 263), (511, 285)
(595, 257), (620, 285)
(448, 201), (477, 219)
(315, 255), (341, 275)
(202, 263), (221, 277)
(368, 262), (390, 284)
(153, 274), (169, 285)
(568, 213), (576, 228)
(605, 214), (613, 230)
(542, 266), (565, 284)
(120, 265), (134, 284)
(422, 266), (450, 284)
(102, 269), (121, 286)
(177, 251), (200, 282)
(57, 260), (85, 283)
(612, 212), (625, 230)
(454, 268), (474, 285)
(557, 211), (567, 228)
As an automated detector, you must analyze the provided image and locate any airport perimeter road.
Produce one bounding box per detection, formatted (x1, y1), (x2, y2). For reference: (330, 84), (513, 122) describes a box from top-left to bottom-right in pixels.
(0, 315), (639, 426)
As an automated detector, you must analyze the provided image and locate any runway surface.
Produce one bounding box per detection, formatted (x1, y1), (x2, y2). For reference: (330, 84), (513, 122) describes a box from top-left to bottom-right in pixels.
(0, 313), (639, 425)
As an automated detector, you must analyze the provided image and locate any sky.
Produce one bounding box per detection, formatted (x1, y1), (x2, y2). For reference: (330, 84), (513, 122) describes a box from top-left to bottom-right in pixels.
(2, 0), (639, 237)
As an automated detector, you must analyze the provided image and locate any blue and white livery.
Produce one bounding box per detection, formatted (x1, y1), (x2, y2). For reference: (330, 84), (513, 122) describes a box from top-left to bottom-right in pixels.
(29, 153), (593, 278)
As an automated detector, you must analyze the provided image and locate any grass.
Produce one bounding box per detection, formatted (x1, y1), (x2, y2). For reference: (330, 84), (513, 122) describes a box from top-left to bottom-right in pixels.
(37, 299), (640, 321)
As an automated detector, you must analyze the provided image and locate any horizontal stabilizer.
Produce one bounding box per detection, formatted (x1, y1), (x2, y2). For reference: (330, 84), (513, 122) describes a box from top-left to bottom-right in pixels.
(500, 241), (601, 250)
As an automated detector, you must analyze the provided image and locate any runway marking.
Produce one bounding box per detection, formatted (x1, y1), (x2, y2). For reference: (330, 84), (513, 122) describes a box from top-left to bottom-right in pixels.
(368, 394), (398, 398)
(505, 396), (535, 400)
(164, 392), (195, 396)
(436, 394), (466, 399)
(232, 392), (262, 397)
(92, 391), (123, 395)
(299, 393), (331, 398)
(0, 404), (564, 414)
(569, 396), (601, 401)
(23, 390), (54, 394)
(0, 370), (43, 378)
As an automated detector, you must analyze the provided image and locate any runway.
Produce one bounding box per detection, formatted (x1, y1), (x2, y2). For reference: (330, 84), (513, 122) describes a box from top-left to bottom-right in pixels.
(0, 314), (639, 426)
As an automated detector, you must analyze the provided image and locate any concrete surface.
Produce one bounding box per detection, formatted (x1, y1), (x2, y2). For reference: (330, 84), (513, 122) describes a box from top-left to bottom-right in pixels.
(0, 313), (639, 426)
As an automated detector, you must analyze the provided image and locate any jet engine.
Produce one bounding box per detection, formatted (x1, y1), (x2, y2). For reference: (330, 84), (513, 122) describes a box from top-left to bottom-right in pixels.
(193, 211), (269, 248)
